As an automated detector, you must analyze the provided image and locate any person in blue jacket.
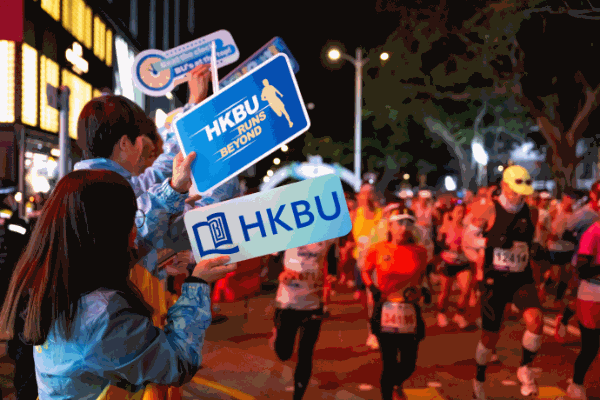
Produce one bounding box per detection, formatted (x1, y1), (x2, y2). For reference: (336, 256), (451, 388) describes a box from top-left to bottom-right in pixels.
(0, 170), (235, 400)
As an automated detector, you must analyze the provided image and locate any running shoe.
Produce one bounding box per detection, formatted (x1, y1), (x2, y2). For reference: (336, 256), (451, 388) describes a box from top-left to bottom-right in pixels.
(517, 365), (539, 396)
(437, 313), (449, 328)
(353, 290), (363, 301)
(472, 379), (487, 400)
(566, 382), (587, 399)
(490, 353), (499, 363)
(476, 317), (482, 329)
(510, 303), (520, 314)
(347, 280), (356, 288)
(453, 313), (469, 329)
(366, 334), (379, 350)
(554, 315), (567, 343)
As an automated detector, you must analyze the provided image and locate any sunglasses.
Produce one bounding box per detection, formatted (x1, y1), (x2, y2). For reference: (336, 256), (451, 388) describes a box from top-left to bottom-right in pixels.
(515, 179), (532, 186)
(135, 209), (146, 229)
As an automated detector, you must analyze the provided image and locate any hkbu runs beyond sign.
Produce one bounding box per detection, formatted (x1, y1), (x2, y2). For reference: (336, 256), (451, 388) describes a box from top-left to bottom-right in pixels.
(174, 53), (310, 195)
(183, 175), (352, 264)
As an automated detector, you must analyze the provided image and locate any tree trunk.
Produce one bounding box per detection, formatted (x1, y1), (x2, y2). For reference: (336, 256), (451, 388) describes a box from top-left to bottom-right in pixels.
(424, 116), (477, 191)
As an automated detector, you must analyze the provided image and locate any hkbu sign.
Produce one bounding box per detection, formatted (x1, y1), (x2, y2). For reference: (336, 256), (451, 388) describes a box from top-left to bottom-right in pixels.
(184, 175), (352, 264)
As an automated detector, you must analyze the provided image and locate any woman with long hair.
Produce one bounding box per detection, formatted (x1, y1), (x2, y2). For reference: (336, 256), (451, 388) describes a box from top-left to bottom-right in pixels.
(435, 203), (472, 329)
(362, 208), (428, 400)
(0, 170), (234, 399)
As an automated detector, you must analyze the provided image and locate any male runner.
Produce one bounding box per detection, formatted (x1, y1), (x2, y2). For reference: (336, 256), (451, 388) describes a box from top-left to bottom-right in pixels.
(465, 165), (544, 399)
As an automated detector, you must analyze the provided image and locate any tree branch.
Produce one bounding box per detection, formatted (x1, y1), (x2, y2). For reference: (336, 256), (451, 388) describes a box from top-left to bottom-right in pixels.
(565, 83), (600, 147)
(474, 102), (487, 133)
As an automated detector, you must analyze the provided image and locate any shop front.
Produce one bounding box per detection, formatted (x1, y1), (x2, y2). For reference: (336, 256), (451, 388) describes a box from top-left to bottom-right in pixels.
(0, 0), (116, 218)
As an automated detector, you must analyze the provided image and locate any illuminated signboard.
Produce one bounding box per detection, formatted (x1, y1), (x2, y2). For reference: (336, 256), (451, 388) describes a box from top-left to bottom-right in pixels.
(66, 42), (89, 75)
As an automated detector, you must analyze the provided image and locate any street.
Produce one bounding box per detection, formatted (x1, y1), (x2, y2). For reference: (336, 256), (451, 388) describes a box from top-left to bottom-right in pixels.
(2, 283), (599, 400)
(187, 284), (600, 400)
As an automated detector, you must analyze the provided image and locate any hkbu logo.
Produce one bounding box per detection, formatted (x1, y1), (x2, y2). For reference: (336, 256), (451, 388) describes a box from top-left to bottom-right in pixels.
(192, 212), (240, 257)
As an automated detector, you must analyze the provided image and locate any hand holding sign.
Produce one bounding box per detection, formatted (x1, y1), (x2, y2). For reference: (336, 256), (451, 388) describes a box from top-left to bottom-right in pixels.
(171, 152), (196, 194)
(191, 255), (236, 283)
(188, 64), (211, 105)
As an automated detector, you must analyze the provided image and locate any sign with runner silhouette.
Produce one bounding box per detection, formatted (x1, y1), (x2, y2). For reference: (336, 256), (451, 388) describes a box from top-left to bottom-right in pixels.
(173, 54), (310, 194)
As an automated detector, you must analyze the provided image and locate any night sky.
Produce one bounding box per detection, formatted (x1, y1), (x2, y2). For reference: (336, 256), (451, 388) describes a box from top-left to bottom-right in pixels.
(179, 0), (405, 186)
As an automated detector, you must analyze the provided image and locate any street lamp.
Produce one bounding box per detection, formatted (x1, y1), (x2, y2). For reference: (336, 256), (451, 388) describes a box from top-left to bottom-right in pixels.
(273, 158), (281, 165)
(380, 52), (389, 61)
(281, 144), (288, 152)
(403, 173), (410, 180)
(327, 46), (370, 192)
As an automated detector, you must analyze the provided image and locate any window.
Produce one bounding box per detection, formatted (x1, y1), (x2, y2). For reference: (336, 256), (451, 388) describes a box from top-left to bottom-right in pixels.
(84, 6), (92, 49)
(40, 55), (59, 133)
(61, 69), (92, 140)
(93, 15), (106, 61)
(0, 41), (15, 123)
(106, 29), (113, 67)
(62, 0), (72, 33)
(22, 43), (38, 127)
(41, 0), (60, 21)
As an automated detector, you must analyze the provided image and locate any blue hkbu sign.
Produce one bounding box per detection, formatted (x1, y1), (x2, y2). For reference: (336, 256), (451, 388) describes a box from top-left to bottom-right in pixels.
(183, 175), (353, 264)
(173, 54), (310, 194)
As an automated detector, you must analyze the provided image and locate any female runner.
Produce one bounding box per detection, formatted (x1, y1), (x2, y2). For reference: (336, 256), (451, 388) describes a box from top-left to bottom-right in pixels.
(362, 208), (428, 400)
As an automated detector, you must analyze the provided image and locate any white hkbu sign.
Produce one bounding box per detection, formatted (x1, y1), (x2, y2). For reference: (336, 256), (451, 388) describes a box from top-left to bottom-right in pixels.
(184, 175), (352, 264)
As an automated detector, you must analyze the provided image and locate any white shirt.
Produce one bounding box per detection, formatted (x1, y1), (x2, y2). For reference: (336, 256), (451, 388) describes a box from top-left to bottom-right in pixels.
(276, 240), (333, 310)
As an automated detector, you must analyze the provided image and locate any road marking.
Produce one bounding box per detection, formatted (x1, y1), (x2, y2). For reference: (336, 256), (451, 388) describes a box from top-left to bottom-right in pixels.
(191, 377), (256, 400)
(537, 386), (566, 399)
(404, 388), (445, 400)
(358, 384), (374, 391)
(502, 380), (517, 386)
(426, 381), (442, 388)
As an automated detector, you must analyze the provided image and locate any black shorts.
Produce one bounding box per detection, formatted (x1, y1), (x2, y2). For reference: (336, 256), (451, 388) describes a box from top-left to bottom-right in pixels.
(439, 261), (471, 278)
(531, 243), (549, 262)
(480, 272), (541, 333)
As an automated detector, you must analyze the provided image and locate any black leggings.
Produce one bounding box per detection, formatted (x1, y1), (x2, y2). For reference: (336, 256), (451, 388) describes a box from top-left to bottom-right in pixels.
(375, 333), (420, 400)
(273, 308), (323, 400)
(573, 324), (600, 385)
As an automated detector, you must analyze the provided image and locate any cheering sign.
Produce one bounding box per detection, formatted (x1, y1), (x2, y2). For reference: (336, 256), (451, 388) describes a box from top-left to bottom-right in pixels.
(173, 54), (310, 194)
(132, 30), (239, 97)
(219, 37), (299, 89)
(184, 175), (352, 264)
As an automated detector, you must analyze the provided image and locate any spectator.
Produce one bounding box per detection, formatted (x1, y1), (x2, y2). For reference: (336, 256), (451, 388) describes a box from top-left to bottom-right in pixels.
(0, 170), (235, 399)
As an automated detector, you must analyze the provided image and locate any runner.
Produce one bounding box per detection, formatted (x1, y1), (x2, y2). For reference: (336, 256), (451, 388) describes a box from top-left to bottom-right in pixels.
(465, 165), (543, 399)
(554, 182), (600, 343)
(362, 208), (428, 400)
(270, 240), (335, 400)
(351, 183), (383, 349)
(436, 202), (472, 329)
(565, 216), (600, 399)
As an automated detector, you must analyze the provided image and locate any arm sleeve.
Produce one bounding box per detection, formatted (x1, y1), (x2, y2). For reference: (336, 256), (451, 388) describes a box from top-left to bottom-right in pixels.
(134, 179), (187, 257)
(84, 283), (211, 387)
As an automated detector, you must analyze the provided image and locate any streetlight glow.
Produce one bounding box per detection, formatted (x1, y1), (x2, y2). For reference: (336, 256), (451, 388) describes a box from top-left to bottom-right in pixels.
(498, 165), (504, 172)
(472, 141), (489, 166)
(281, 144), (288, 152)
(403, 173), (410, 180)
(267, 170), (273, 177)
(263, 176), (270, 183)
(380, 52), (389, 61)
(273, 158), (281, 165)
(328, 48), (341, 61)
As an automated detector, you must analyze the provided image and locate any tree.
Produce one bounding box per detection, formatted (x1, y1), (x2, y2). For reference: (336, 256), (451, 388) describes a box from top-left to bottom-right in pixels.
(516, 12), (600, 192)
(362, 0), (540, 189)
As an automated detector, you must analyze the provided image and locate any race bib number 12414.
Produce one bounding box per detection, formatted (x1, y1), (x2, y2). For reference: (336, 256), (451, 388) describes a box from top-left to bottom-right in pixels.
(493, 241), (529, 273)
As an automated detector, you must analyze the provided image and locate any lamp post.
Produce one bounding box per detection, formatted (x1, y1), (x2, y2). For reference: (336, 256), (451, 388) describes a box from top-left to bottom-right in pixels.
(328, 47), (370, 192)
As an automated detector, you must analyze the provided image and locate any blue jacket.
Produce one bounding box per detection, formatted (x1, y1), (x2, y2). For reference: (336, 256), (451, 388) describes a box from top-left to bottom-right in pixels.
(34, 282), (211, 400)
(73, 130), (187, 277)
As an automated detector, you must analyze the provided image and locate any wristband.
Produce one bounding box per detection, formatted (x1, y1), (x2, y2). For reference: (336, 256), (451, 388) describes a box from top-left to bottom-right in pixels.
(185, 276), (209, 285)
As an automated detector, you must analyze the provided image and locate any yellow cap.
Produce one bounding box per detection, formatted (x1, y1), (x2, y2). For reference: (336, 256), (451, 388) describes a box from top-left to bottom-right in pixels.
(502, 165), (534, 196)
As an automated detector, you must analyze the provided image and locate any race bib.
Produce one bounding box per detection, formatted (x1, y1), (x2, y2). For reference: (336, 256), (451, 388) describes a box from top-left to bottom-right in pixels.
(493, 241), (529, 273)
(381, 302), (417, 334)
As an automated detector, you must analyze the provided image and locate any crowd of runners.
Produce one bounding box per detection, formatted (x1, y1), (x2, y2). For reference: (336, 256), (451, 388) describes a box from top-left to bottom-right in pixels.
(270, 165), (600, 400)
